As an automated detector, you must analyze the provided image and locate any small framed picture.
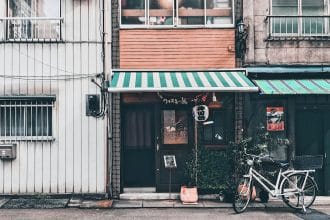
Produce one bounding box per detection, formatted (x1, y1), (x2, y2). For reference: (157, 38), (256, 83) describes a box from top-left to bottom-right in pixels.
(164, 155), (177, 168)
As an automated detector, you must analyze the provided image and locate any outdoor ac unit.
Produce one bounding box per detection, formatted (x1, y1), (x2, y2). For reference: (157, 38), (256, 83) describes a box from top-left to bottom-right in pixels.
(0, 143), (17, 160)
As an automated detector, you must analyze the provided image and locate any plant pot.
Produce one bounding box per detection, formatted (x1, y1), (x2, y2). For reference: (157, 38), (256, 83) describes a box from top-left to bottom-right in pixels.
(180, 186), (198, 203)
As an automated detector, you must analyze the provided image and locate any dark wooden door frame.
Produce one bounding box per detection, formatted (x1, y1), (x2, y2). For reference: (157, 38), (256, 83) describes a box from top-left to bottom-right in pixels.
(120, 104), (157, 191)
(156, 104), (194, 192)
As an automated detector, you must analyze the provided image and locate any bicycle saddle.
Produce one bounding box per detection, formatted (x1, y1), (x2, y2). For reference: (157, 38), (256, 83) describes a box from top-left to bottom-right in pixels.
(277, 162), (290, 169)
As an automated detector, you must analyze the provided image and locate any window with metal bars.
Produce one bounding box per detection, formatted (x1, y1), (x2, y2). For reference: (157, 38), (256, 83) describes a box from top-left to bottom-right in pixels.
(0, 98), (54, 141)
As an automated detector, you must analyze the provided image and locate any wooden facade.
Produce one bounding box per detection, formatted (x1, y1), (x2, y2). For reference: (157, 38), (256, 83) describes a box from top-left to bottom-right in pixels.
(120, 29), (235, 69)
(0, 0), (108, 194)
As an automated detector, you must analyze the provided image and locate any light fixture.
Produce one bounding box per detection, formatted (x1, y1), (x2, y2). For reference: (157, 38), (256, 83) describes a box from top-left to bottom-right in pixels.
(237, 20), (246, 34)
(208, 92), (222, 109)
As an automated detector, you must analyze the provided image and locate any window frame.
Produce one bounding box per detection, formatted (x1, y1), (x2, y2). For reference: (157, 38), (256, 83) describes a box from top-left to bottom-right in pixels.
(6, 0), (63, 41)
(0, 97), (56, 142)
(119, 0), (235, 29)
(270, 0), (329, 36)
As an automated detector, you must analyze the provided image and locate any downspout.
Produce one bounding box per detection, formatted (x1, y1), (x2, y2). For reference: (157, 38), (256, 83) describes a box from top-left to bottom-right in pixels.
(103, 0), (113, 198)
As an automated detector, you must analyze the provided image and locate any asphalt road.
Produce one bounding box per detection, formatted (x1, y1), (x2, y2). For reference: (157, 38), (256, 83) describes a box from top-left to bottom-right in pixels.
(1, 207), (330, 220)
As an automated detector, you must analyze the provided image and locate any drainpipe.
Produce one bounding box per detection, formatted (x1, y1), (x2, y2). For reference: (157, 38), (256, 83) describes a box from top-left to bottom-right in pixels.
(103, 0), (113, 198)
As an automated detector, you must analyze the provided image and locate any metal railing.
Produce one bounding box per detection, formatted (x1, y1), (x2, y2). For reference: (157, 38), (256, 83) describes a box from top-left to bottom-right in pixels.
(0, 17), (63, 41)
(266, 15), (330, 38)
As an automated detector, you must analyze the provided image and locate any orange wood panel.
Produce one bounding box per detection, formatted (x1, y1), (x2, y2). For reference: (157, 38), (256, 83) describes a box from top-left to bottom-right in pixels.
(120, 29), (235, 69)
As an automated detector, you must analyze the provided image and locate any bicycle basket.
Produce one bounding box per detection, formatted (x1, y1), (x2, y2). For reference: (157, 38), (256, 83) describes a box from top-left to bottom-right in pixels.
(293, 155), (323, 170)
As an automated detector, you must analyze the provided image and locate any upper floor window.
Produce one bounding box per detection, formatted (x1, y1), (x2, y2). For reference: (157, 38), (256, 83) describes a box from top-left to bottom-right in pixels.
(270, 0), (329, 37)
(3, 0), (62, 41)
(120, 0), (234, 28)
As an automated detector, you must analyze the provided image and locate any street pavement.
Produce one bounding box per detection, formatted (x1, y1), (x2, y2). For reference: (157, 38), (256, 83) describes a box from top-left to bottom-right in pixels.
(0, 207), (330, 220)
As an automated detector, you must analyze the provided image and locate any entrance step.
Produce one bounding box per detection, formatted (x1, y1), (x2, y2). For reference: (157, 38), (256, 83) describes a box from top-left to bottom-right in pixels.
(120, 193), (180, 200)
(123, 187), (156, 193)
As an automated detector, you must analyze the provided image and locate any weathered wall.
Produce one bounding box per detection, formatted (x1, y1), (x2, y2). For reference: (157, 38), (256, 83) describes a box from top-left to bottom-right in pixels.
(243, 0), (330, 65)
(0, 0), (107, 194)
(120, 29), (236, 69)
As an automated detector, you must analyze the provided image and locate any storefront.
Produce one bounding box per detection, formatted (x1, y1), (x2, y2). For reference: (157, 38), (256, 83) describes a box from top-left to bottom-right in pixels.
(247, 67), (330, 195)
(109, 70), (258, 194)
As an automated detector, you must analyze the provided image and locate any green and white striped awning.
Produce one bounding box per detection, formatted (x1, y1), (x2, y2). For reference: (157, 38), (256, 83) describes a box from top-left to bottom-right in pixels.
(254, 79), (330, 94)
(108, 70), (258, 92)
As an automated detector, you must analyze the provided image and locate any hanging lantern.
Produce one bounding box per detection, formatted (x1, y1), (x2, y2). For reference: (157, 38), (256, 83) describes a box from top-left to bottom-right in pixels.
(192, 105), (209, 122)
(208, 92), (223, 109)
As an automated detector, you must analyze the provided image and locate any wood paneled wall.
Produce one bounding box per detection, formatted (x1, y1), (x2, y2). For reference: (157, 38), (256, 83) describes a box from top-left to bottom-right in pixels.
(120, 29), (236, 69)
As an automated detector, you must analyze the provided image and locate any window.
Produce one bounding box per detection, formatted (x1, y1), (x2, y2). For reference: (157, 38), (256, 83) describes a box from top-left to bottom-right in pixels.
(202, 109), (232, 146)
(162, 109), (189, 145)
(6, 0), (61, 40)
(120, 0), (234, 27)
(271, 0), (328, 36)
(0, 98), (54, 141)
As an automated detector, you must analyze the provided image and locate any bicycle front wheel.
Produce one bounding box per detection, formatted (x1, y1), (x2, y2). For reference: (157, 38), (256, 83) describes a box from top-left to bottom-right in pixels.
(233, 177), (252, 213)
(281, 173), (317, 210)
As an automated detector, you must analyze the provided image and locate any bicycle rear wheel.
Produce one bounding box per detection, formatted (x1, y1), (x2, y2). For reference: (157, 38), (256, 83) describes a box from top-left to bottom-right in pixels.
(281, 173), (317, 210)
(233, 177), (252, 213)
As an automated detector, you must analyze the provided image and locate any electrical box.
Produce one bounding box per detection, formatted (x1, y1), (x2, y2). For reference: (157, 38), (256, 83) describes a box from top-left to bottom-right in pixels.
(86, 94), (100, 116)
(0, 143), (17, 160)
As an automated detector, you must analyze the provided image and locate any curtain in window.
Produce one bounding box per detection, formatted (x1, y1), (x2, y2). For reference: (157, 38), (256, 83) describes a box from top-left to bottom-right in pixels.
(272, 0), (298, 34)
(302, 0), (324, 34)
(123, 109), (153, 149)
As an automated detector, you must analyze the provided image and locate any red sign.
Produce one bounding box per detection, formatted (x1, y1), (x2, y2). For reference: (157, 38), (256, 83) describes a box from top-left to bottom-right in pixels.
(266, 107), (284, 131)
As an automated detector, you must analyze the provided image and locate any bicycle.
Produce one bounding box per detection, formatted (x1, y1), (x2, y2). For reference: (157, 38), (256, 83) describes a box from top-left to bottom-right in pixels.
(233, 149), (322, 214)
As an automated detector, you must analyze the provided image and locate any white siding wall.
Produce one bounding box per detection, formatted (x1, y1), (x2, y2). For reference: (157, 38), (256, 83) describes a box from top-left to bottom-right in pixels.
(0, 0), (107, 194)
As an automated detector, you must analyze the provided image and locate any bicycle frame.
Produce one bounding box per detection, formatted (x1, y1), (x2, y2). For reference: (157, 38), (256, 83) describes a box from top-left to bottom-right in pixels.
(245, 166), (315, 197)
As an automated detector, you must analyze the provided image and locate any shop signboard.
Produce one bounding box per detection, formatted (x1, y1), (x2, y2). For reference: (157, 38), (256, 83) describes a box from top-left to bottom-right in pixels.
(266, 107), (284, 131)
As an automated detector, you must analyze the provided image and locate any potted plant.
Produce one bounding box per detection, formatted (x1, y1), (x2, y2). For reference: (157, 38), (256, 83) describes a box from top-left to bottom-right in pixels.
(181, 148), (199, 204)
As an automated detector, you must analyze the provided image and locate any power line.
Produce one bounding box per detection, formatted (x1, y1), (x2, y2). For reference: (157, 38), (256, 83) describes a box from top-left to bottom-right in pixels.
(0, 73), (100, 81)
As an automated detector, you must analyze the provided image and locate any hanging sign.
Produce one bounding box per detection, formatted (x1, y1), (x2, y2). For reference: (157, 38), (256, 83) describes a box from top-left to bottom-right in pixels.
(266, 107), (284, 131)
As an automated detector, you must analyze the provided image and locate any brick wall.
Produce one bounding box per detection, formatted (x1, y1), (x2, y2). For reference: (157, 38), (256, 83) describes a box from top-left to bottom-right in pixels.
(235, 93), (244, 142)
(111, 0), (121, 199)
(111, 93), (121, 198)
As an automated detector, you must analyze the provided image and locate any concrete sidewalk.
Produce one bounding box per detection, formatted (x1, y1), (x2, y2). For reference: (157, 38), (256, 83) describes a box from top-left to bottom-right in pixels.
(1, 196), (329, 209)
(112, 197), (330, 209)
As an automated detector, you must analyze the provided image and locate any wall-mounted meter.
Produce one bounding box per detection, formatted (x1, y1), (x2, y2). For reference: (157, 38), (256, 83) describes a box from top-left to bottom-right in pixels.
(192, 105), (209, 122)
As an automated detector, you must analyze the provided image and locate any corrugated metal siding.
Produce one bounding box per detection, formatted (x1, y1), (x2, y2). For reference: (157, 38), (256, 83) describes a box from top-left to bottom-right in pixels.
(120, 29), (236, 69)
(0, 0), (107, 194)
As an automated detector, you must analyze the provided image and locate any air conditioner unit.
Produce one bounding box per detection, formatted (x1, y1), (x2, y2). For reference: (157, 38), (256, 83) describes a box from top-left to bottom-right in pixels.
(0, 143), (17, 160)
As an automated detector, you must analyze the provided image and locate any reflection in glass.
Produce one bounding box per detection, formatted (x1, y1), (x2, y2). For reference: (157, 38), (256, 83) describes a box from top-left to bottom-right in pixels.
(206, 0), (232, 25)
(149, 0), (174, 25)
(121, 0), (146, 25)
(178, 0), (204, 25)
(163, 110), (188, 145)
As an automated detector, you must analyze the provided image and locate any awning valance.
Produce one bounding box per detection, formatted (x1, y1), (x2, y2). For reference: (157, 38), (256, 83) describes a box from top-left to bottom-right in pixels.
(108, 70), (258, 93)
(254, 79), (330, 94)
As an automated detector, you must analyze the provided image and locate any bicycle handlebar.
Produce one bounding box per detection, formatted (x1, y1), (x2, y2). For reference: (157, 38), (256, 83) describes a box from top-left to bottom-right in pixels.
(243, 148), (275, 162)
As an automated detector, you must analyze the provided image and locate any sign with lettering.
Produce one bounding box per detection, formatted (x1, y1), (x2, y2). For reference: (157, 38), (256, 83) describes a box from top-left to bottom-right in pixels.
(267, 107), (284, 131)
(164, 155), (177, 168)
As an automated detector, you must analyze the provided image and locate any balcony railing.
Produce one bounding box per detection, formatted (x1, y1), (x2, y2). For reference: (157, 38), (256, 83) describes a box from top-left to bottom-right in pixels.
(266, 15), (330, 39)
(0, 17), (63, 41)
